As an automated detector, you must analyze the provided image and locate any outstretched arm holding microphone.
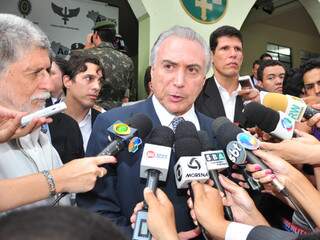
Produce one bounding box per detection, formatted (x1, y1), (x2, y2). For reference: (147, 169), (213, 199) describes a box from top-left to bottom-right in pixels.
(247, 150), (320, 227)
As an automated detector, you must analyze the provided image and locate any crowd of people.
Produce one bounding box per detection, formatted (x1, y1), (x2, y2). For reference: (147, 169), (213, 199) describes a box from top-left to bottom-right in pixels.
(0, 13), (320, 240)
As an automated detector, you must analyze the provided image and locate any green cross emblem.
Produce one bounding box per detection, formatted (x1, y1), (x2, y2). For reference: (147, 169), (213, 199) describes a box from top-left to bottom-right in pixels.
(180, 0), (227, 24)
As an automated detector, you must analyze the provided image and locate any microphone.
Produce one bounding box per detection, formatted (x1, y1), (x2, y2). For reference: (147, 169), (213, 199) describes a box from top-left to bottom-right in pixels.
(132, 126), (174, 240)
(140, 126), (174, 192)
(212, 116), (284, 192)
(213, 116), (317, 231)
(173, 121), (210, 240)
(98, 113), (152, 156)
(261, 92), (320, 121)
(174, 122), (209, 189)
(197, 130), (234, 221)
(240, 101), (296, 140)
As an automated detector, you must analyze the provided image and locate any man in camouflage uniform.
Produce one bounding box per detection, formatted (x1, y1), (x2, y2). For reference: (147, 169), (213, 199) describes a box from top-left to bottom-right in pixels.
(72, 20), (134, 110)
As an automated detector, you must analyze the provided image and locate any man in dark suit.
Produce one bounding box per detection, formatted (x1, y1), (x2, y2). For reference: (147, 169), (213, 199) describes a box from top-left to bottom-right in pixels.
(45, 57), (84, 164)
(195, 26), (259, 123)
(63, 55), (104, 152)
(77, 26), (217, 238)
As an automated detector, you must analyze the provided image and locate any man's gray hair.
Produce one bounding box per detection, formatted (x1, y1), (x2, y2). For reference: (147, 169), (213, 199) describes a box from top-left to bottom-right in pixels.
(150, 26), (211, 74)
(0, 14), (50, 75)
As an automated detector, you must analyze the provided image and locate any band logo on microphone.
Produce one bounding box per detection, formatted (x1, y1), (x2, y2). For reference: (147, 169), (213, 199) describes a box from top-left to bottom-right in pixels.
(281, 117), (293, 131)
(226, 141), (246, 165)
(174, 156), (209, 188)
(107, 120), (138, 140)
(236, 133), (260, 150)
(113, 122), (131, 135)
(128, 137), (142, 153)
(187, 157), (201, 170)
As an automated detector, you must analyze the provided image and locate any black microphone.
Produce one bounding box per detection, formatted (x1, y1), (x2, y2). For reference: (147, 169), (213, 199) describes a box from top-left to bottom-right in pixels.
(213, 116), (317, 231)
(98, 113), (152, 156)
(197, 130), (234, 221)
(212, 116), (284, 191)
(173, 121), (210, 240)
(133, 126), (175, 240)
(240, 101), (296, 140)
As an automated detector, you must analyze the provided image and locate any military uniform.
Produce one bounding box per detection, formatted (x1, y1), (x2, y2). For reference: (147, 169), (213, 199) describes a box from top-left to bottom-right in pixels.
(71, 21), (134, 110)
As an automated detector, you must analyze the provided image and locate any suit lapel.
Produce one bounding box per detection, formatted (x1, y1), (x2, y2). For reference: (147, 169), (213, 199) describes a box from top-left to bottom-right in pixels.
(143, 97), (162, 127)
(203, 77), (226, 118)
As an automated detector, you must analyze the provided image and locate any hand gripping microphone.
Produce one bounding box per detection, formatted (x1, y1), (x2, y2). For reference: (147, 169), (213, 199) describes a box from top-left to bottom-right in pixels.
(240, 101), (296, 140)
(173, 121), (210, 240)
(261, 92), (320, 121)
(212, 116), (317, 231)
(197, 130), (234, 221)
(213, 116), (284, 192)
(132, 126), (174, 240)
(98, 113), (152, 156)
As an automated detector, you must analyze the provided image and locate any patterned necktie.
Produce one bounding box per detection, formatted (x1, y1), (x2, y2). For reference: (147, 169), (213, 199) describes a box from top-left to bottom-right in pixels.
(171, 117), (184, 132)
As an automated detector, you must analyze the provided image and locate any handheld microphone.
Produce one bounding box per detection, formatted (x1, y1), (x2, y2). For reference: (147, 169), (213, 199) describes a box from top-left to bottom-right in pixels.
(213, 116), (317, 231)
(173, 121), (210, 240)
(261, 92), (320, 121)
(132, 126), (174, 240)
(212, 116), (284, 192)
(197, 130), (233, 221)
(140, 126), (174, 192)
(174, 122), (209, 189)
(98, 113), (152, 156)
(240, 101), (296, 140)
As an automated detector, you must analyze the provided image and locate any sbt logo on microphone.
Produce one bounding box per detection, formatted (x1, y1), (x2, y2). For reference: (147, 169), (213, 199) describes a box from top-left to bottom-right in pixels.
(174, 156), (209, 189)
(140, 143), (171, 182)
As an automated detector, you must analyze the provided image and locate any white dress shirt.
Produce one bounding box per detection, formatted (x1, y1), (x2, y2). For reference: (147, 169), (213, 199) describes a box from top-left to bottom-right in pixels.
(225, 222), (254, 240)
(152, 95), (200, 130)
(214, 77), (241, 122)
(79, 109), (92, 152)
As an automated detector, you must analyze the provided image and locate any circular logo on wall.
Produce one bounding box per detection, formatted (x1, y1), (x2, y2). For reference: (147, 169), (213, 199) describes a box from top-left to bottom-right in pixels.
(180, 0), (227, 24)
(18, 0), (32, 18)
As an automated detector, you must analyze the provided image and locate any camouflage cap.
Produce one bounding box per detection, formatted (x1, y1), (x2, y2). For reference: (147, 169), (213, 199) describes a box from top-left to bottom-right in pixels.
(92, 20), (115, 30)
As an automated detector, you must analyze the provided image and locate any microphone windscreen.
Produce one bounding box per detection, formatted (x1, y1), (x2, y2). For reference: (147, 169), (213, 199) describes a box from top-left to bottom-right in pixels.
(241, 102), (279, 133)
(197, 130), (214, 151)
(146, 126), (175, 147)
(175, 138), (202, 159)
(125, 113), (153, 139)
(262, 92), (288, 113)
(175, 121), (198, 139)
(212, 117), (242, 148)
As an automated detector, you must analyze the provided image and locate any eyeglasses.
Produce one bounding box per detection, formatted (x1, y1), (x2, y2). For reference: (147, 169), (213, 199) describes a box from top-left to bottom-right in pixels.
(304, 80), (320, 91)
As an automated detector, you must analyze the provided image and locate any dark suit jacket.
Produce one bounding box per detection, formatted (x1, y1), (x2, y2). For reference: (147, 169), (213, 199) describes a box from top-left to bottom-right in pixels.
(48, 113), (84, 164)
(45, 99), (84, 164)
(91, 108), (100, 126)
(247, 226), (298, 240)
(195, 76), (244, 123)
(76, 97), (217, 237)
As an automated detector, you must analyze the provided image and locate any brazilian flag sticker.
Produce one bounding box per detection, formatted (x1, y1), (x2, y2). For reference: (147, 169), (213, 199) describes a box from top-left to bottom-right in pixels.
(180, 0), (227, 24)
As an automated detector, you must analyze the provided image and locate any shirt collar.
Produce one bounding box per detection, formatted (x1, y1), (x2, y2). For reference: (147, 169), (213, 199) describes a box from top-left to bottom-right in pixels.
(152, 95), (200, 130)
(214, 76), (241, 96)
(79, 109), (92, 127)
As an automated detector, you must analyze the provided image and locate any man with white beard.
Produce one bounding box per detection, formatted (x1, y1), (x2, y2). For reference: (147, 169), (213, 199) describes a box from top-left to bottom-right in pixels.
(0, 14), (116, 214)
